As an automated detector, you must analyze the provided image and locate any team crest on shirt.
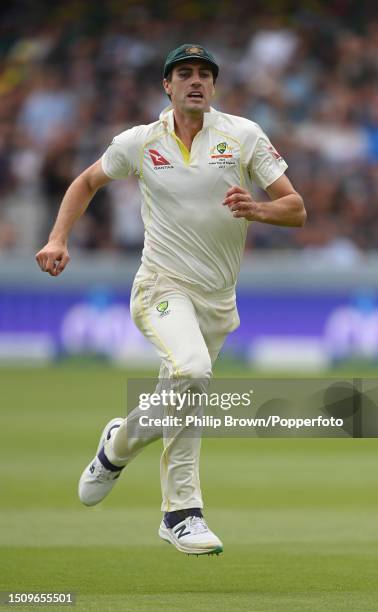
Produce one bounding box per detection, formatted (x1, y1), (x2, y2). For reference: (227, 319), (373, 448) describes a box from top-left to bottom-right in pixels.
(210, 142), (233, 158)
(209, 142), (236, 167)
(148, 149), (174, 169)
(156, 300), (171, 317)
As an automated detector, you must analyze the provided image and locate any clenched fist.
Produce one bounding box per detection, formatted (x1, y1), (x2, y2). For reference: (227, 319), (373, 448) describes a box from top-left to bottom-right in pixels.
(222, 185), (261, 221)
(35, 242), (70, 277)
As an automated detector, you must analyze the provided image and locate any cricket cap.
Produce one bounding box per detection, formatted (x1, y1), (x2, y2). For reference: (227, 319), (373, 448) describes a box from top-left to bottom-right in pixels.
(163, 44), (219, 79)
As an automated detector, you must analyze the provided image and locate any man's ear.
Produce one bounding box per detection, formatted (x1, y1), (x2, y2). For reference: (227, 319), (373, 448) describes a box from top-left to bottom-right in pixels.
(163, 78), (172, 97)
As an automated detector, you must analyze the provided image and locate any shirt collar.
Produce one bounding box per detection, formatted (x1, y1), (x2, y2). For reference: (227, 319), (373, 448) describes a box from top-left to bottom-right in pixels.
(159, 106), (218, 133)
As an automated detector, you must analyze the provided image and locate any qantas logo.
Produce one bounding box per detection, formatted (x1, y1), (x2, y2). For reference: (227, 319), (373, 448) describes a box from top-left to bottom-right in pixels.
(268, 145), (283, 161)
(148, 149), (173, 169)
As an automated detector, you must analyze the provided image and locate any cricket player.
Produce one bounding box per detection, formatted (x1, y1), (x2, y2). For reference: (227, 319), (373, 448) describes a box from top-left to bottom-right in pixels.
(36, 44), (306, 556)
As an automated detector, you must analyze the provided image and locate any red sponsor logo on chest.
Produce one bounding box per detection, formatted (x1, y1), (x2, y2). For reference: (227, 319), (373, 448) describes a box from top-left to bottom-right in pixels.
(148, 149), (172, 166)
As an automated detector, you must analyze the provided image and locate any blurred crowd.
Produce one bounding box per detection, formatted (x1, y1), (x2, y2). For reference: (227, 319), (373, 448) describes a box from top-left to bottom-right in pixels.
(0, 1), (378, 260)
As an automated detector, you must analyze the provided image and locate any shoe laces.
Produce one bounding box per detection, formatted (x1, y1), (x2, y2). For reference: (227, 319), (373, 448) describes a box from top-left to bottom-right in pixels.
(187, 516), (209, 534)
(93, 461), (118, 482)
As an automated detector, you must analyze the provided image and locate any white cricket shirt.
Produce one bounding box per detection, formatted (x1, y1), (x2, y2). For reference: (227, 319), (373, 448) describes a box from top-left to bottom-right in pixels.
(101, 106), (288, 292)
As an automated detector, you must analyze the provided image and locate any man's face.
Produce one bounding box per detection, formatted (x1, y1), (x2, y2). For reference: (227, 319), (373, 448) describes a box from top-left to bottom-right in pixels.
(163, 61), (215, 114)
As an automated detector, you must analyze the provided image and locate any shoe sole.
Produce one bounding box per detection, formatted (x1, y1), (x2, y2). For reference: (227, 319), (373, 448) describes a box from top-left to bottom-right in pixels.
(158, 525), (223, 556)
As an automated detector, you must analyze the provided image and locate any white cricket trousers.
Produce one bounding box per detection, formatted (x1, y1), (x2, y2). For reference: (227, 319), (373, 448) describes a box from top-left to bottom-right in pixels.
(105, 263), (239, 512)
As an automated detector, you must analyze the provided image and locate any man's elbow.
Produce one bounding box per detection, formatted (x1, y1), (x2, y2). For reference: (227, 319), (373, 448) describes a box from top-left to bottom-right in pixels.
(293, 193), (306, 227)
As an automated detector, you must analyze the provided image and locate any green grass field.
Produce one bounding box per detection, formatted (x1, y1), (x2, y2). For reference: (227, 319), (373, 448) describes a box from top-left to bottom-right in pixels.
(1, 365), (378, 611)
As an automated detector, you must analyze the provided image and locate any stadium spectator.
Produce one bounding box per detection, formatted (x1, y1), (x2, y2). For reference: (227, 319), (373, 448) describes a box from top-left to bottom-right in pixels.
(0, 2), (377, 253)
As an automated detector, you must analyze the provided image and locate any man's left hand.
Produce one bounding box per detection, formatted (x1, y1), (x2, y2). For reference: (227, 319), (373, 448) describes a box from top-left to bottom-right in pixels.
(222, 186), (260, 221)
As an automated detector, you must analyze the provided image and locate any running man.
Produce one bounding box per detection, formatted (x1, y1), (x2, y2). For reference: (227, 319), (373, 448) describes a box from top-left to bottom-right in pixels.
(36, 44), (306, 556)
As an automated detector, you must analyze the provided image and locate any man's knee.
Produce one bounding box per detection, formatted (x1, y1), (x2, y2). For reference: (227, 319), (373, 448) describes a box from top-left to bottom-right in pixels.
(176, 352), (212, 381)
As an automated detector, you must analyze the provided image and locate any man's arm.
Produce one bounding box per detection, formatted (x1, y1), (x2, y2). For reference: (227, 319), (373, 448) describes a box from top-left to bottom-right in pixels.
(222, 174), (306, 227)
(36, 159), (113, 276)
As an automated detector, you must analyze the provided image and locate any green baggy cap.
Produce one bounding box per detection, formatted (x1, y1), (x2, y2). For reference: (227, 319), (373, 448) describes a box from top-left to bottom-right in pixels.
(163, 44), (219, 79)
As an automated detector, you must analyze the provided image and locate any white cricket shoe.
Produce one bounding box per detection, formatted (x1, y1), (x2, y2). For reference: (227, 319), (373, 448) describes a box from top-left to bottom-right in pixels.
(158, 516), (223, 555)
(78, 417), (125, 506)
